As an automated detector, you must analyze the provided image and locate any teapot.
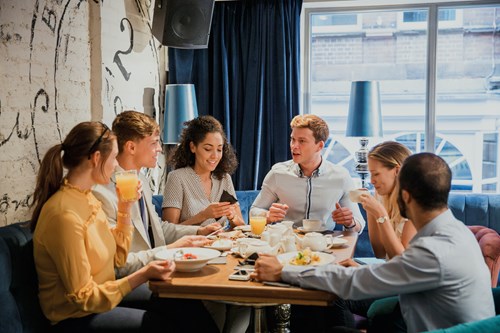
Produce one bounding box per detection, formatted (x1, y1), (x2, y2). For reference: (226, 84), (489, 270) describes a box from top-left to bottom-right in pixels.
(295, 232), (330, 251)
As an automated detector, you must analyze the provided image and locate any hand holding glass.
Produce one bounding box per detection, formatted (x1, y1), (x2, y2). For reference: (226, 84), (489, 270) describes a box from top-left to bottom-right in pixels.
(115, 170), (139, 202)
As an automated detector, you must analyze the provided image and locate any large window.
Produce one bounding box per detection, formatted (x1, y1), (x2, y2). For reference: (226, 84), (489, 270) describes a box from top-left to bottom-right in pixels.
(303, 1), (500, 193)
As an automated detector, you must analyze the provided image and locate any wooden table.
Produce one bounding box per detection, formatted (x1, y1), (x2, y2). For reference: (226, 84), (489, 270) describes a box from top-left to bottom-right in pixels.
(149, 230), (358, 332)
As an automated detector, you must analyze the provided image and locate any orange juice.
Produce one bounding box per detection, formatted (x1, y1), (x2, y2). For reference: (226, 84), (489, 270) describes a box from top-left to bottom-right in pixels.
(250, 216), (267, 235)
(115, 170), (138, 202)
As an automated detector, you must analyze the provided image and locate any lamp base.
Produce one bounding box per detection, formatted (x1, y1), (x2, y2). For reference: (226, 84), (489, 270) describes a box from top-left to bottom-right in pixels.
(354, 138), (370, 189)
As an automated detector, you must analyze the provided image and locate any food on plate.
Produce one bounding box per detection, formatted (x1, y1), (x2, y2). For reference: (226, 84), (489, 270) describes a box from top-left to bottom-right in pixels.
(181, 253), (198, 260)
(289, 247), (321, 266)
(207, 238), (233, 248)
(217, 230), (244, 240)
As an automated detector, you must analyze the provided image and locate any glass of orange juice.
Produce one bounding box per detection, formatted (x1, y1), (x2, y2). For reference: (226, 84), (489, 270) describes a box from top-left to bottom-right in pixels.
(249, 214), (267, 236)
(115, 170), (139, 202)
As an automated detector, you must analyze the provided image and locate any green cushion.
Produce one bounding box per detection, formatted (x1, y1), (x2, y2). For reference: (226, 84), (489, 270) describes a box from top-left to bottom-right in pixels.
(424, 316), (500, 333)
(367, 296), (399, 317)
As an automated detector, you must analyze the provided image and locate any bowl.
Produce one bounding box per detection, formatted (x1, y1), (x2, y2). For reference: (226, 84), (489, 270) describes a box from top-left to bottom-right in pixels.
(155, 247), (221, 272)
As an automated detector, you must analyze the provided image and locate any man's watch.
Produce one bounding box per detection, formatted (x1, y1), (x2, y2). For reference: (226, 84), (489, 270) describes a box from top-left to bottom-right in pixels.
(376, 216), (389, 224)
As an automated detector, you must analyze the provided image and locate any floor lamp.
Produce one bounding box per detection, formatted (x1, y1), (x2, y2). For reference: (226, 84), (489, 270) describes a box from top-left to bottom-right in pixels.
(346, 81), (383, 189)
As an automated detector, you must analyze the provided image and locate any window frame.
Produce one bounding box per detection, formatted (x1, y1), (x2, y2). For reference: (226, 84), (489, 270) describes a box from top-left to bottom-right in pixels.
(302, 0), (500, 193)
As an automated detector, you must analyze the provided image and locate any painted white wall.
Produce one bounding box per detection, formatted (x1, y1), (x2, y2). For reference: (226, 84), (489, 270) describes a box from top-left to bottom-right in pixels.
(0, 0), (166, 226)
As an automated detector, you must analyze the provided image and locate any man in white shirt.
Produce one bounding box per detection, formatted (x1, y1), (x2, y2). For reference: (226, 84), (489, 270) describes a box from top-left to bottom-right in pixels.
(252, 152), (495, 333)
(250, 114), (365, 232)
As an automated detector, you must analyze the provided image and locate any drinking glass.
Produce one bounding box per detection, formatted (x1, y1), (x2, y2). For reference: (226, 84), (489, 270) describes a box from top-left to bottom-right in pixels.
(115, 170), (139, 202)
(249, 213), (267, 236)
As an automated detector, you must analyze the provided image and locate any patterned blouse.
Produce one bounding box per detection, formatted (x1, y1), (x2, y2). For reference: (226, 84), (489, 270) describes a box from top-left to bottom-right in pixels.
(162, 167), (238, 226)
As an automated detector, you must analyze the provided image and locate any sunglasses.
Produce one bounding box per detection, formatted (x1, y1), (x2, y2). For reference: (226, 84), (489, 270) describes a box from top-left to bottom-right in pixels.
(87, 123), (110, 159)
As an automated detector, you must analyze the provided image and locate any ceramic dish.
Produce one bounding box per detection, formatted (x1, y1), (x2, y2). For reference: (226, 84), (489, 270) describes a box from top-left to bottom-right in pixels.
(155, 247), (221, 272)
(204, 239), (234, 251)
(297, 226), (329, 234)
(277, 251), (336, 266)
(234, 225), (252, 232)
(328, 237), (348, 248)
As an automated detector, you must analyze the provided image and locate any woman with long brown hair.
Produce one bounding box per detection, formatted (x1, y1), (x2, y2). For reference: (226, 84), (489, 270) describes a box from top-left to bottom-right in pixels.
(31, 121), (175, 332)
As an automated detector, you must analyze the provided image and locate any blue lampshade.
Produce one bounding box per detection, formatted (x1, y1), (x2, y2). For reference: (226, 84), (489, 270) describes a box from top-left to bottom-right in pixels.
(163, 84), (198, 144)
(346, 81), (383, 137)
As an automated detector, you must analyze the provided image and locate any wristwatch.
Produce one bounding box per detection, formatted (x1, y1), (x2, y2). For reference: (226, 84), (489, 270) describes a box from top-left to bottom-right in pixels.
(376, 216), (389, 224)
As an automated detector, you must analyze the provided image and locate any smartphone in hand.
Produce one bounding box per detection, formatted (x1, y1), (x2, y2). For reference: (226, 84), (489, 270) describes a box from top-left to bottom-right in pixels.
(220, 190), (238, 204)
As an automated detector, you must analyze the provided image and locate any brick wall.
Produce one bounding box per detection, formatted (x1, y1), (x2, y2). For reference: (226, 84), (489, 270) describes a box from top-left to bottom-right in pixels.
(0, 1), (166, 226)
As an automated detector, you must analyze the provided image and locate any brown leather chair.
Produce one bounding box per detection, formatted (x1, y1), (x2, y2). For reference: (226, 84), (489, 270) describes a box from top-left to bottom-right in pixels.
(467, 225), (500, 287)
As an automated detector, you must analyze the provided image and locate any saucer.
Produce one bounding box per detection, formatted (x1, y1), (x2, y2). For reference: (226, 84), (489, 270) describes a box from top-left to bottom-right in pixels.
(297, 226), (328, 234)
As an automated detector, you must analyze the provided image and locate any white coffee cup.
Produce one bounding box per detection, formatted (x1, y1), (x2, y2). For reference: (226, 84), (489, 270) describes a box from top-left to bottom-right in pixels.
(349, 188), (369, 203)
(302, 219), (322, 231)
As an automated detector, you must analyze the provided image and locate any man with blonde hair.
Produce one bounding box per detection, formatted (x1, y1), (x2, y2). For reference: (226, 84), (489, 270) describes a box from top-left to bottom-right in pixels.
(250, 114), (365, 232)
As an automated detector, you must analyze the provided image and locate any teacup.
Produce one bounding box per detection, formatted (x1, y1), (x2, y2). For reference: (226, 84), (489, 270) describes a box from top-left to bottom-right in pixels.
(302, 219), (323, 231)
(349, 188), (369, 203)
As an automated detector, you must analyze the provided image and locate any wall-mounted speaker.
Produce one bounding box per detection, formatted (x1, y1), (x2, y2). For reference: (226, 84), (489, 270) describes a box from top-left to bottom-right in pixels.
(152, 0), (215, 49)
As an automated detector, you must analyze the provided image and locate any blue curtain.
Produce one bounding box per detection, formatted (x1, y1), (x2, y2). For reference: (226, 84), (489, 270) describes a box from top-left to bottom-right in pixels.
(168, 0), (302, 190)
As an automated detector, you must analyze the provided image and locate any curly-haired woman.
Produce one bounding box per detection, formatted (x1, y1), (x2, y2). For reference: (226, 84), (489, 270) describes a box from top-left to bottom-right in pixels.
(161, 115), (244, 228)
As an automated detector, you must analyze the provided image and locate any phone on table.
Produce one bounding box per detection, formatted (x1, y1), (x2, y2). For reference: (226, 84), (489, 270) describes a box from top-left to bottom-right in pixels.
(228, 269), (251, 281)
(234, 265), (255, 272)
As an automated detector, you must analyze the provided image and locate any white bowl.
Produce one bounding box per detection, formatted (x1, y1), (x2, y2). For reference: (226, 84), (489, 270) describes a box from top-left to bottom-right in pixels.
(155, 247), (221, 272)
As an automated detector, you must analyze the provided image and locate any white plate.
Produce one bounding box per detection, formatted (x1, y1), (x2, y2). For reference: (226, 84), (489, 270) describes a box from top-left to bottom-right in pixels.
(155, 247), (221, 272)
(204, 239), (234, 251)
(328, 237), (348, 248)
(278, 251), (336, 266)
(234, 225), (251, 232)
(297, 226), (329, 233)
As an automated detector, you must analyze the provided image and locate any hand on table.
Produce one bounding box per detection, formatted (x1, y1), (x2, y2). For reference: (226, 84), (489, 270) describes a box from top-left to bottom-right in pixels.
(170, 235), (211, 248)
(250, 253), (283, 282)
(338, 258), (360, 268)
(267, 203), (289, 223)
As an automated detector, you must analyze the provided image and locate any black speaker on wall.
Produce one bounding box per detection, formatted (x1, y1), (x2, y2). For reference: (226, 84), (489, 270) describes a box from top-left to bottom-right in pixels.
(152, 0), (215, 49)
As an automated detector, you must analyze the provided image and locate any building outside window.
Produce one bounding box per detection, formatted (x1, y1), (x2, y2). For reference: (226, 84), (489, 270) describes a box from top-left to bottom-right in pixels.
(303, 1), (500, 193)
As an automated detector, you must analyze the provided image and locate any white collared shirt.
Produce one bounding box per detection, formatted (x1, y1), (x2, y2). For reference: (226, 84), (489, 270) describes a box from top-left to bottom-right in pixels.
(250, 159), (366, 231)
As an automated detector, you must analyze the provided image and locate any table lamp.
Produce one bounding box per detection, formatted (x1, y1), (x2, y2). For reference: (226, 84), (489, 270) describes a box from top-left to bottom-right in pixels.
(163, 84), (198, 144)
(346, 81), (383, 188)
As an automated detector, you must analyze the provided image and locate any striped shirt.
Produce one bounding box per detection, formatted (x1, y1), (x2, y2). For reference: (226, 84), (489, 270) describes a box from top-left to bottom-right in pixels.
(162, 167), (237, 226)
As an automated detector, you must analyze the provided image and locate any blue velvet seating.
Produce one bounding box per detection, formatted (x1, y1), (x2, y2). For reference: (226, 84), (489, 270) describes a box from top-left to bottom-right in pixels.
(0, 222), (50, 333)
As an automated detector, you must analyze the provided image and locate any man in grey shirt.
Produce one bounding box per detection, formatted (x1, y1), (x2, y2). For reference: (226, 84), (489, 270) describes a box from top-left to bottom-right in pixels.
(250, 114), (365, 232)
(252, 152), (495, 333)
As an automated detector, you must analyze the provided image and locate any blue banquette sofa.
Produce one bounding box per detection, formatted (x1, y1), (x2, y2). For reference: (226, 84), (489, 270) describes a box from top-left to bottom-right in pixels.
(1, 192), (499, 332)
